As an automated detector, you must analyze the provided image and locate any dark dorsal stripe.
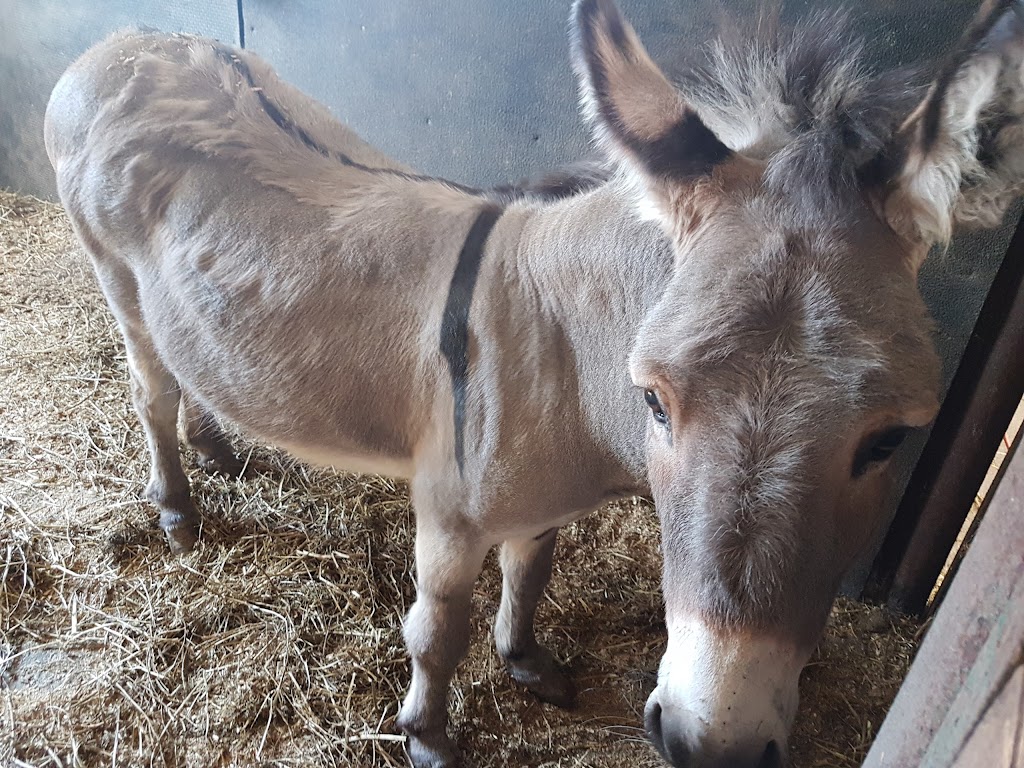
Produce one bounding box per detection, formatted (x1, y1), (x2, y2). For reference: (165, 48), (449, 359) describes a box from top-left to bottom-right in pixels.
(213, 46), (490, 197)
(213, 45), (610, 204)
(440, 204), (504, 472)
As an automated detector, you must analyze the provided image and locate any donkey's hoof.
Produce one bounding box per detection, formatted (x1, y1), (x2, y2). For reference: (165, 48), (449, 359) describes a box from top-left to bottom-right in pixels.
(164, 524), (200, 555)
(402, 730), (462, 768)
(159, 510), (200, 554)
(196, 451), (244, 478)
(506, 649), (577, 709)
(518, 667), (577, 709)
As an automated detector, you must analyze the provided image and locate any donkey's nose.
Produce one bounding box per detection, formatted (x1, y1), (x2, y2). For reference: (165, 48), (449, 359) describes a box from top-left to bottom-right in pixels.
(645, 697), (785, 768)
(645, 700), (692, 766)
(758, 741), (783, 768)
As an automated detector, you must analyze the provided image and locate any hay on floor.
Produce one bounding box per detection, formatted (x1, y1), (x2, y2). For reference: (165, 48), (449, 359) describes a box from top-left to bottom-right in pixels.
(0, 189), (920, 767)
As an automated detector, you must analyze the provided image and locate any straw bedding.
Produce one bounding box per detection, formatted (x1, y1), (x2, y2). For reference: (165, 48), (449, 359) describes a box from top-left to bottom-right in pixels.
(0, 189), (921, 767)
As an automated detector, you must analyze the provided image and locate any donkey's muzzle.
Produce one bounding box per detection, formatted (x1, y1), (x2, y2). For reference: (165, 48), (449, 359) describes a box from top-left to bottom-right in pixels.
(645, 698), (784, 768)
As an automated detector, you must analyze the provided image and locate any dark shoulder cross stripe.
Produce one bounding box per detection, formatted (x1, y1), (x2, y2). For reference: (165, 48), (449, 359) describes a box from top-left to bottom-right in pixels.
(440, 204), (504, 473)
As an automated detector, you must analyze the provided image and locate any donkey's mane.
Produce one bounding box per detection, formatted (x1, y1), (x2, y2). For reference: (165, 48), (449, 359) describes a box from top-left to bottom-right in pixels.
(675, 11), (929, 217)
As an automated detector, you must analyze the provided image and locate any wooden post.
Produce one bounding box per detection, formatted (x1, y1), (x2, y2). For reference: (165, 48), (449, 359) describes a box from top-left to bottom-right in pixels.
(863, 442), (1024, 767)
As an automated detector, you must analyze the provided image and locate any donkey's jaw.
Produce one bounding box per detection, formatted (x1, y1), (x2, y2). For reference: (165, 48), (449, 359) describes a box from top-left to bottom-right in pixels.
(645, 616), (802, 767)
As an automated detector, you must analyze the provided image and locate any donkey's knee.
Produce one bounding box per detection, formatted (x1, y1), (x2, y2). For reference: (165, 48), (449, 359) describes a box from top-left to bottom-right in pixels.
(398, 590), (474, 768)
(127, 355), (200, 554)
(397, 520), (488, 768)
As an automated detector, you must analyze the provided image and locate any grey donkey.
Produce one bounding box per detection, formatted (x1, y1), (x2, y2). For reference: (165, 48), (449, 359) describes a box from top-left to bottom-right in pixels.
(43, 0), (1024, 765)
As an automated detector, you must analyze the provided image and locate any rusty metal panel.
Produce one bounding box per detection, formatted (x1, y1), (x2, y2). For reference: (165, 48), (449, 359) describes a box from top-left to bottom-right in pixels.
(950, 666), (1023, 768)
(863, 443), (1024, 767)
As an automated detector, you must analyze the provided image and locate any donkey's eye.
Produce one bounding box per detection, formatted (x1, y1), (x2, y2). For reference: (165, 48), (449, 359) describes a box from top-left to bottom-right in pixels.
(644, 389), (669, 425)
(870, 428), (910, 460)
(853, 427), (911, 477)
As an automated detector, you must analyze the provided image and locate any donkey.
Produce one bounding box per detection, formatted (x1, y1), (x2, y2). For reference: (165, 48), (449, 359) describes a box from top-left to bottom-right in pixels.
(44, 0), (1024, 765)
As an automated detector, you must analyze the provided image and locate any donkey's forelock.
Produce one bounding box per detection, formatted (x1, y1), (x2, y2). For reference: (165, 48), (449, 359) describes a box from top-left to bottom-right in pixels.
(654, 228), (889, 401)
(672, 10), (930, 219)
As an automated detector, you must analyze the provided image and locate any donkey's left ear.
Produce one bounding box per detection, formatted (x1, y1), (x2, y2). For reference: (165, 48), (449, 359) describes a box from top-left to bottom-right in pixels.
(874, 0), (1024, 263)
(571, 0), (733, 188)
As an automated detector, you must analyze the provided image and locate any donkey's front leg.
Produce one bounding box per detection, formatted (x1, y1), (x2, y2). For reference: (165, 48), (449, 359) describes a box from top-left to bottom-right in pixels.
(495, 528), (576, 708)
(398, 518), (488, 768)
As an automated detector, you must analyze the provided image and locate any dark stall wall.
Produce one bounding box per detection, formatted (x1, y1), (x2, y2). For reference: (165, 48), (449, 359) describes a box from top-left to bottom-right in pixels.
(1, 0), (1019, 589)
(244, 0), (587, 187)
(0, 0), (239, 199)
(3, 0), (985, 195)
(238, 0), (750, 186)
(243, 0), (982, 187)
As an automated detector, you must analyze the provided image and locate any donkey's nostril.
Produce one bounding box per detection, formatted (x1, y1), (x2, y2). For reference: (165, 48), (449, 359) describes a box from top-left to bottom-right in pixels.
(645, 701), (664, 748)
(759, 740), (782, 768)
(645, 701), (695, 767)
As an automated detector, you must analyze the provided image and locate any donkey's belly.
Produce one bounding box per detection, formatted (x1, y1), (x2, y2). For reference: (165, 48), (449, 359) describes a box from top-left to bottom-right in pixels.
(165, 325), (425, 480)
(152, 294), (430, 473)
(276, 442), (415, 479)
(133, 210), (437, 476)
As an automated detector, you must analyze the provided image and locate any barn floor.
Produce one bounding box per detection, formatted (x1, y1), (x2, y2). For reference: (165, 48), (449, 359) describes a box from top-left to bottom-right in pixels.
(0, 189), (922, 768)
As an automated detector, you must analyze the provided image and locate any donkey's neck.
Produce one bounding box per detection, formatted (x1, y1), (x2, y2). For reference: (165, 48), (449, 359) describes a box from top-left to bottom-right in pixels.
(507, 181), (673, 490)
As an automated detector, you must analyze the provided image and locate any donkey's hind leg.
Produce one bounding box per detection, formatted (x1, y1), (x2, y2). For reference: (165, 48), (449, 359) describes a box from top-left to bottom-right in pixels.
(495, 527), (576, 708)
(180, 390), (242, 476)
(89, 254), (200, 554)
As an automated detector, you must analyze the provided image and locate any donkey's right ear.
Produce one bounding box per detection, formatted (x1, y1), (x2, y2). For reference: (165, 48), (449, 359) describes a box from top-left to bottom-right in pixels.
(571, 0), (732, 186)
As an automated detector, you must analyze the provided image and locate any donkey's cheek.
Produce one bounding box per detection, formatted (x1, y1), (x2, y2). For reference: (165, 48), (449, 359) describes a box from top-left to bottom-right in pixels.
(646, 450), (675, 490)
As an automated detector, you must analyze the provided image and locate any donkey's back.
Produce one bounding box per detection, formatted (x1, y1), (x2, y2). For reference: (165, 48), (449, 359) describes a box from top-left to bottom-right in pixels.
(45, 31), (405, 182)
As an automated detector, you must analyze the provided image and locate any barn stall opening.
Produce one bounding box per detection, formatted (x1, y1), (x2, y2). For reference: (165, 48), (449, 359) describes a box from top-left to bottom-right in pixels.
(3, 0), (1023, 766)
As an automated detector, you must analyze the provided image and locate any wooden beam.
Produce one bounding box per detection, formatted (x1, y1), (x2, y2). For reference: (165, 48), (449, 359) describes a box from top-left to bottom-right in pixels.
(863, 442), (1024, 767)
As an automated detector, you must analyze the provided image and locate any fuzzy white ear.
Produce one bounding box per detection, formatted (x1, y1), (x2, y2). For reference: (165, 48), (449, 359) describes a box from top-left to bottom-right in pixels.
(570, 0), (732, 182)
(878, 0), (1024, 257)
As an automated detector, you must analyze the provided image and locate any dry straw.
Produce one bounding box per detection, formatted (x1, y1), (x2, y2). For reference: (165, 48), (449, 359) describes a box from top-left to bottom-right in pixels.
(0, 189), (920, 767)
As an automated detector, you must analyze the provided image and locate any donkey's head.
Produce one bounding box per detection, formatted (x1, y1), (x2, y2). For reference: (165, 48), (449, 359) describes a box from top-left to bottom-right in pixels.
(572, 0), (1024, 765)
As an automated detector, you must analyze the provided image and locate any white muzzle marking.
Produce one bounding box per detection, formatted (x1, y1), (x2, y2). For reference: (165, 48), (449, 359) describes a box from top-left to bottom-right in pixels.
(653, 617), (804, 752)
